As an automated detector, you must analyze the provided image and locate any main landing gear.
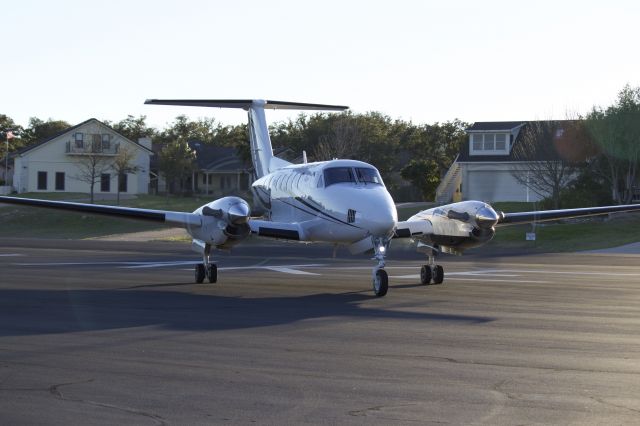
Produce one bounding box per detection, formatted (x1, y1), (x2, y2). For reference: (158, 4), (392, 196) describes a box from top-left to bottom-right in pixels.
(195, 243), (217, 284)
(372, 237), (390, 297)
(420, 247), (444, 286)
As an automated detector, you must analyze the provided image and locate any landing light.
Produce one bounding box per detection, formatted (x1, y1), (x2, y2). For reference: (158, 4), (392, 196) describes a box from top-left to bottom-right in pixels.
(379, 246), (386, 253)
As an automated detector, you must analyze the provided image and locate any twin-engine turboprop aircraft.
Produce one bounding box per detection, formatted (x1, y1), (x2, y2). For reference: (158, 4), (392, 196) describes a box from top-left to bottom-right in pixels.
(2, 98), (640, 297)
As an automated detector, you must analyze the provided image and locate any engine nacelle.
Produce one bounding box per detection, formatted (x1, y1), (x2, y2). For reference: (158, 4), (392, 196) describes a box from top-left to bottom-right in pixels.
(190, 196), (251, 248)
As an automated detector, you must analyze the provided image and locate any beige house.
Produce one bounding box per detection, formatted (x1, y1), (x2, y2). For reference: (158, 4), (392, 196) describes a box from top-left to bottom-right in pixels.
(12, 118), (153, 195)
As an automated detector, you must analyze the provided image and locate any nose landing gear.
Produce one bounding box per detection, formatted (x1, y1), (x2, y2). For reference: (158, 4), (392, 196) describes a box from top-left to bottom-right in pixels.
(372, 237), (390, 297)
(195, 243), (218, 284)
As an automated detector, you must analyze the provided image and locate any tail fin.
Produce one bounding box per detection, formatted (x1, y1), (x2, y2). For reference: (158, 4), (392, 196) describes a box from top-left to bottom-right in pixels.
(145, 99), (348, 178)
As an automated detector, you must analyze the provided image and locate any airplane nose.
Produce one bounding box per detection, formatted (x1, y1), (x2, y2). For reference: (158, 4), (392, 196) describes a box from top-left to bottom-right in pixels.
(475, 206), (499, 229)
(366, 201), (397, 236)
(228, 202), (250, 225)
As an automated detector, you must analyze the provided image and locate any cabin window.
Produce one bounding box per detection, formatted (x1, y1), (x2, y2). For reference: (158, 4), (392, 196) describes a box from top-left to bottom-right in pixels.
(323, 167), (356, 187)
(355, 168), (383, 185)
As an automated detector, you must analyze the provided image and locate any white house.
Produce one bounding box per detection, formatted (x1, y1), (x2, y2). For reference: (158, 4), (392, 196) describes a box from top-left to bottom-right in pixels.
(11, 118), (153, 195)
(435, 121), (544, 204)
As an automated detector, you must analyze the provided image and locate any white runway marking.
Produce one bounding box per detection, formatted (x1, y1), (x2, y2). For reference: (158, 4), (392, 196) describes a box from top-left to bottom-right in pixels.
(265, 266), (320, 276)
(0, 254), (24, 257)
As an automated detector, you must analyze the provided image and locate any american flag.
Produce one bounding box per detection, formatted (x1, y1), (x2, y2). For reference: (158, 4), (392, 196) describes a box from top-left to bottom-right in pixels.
(6, 131), (15, 139)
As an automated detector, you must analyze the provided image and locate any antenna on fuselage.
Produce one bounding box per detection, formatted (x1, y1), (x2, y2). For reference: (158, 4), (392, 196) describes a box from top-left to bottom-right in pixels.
(144, 99), (348, 178)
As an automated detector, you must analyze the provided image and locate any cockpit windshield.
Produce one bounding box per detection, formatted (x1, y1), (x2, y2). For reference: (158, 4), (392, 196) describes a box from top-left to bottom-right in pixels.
(324, 167), (356, 187)
(323, 166), (384, 187)
(355, 167), (383, 185)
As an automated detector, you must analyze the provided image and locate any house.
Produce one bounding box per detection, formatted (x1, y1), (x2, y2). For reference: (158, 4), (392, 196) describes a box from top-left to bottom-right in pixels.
(10, 118), (153, 195)
(189, 142), (251, 196)
(435, 121), (557, 203)
(149, 141), (251, 196)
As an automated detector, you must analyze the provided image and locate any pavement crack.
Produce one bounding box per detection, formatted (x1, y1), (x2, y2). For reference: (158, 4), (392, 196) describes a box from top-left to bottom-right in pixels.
(591, 397), (640, 415)
(49, 379), (168, 426)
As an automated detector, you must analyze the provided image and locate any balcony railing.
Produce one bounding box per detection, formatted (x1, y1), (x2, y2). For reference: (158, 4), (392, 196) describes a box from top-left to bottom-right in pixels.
(66, 141), (120, 155)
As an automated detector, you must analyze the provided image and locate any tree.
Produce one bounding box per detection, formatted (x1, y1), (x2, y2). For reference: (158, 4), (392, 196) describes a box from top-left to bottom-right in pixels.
(510, 120), (592, 209)
(400, 159), (441, 199)
(112, 145), (139, 205)
(158, 139), (196, 195)
(312, 114), (362, 161)
(107, 115), (155, 142)
(586, 85), (640, 204)
(21, 117), (70, 145)
(71, 138), (114, 204)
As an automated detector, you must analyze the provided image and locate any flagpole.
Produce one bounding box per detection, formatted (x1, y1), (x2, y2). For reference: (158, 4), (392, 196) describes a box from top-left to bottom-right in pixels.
(4, 134), (7, 186)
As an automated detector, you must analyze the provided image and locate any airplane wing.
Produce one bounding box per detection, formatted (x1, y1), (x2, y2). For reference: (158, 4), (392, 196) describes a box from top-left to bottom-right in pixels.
(498, 203), (640, 225)
(0, 196), (202, 227)
(393, 219), (433, 238)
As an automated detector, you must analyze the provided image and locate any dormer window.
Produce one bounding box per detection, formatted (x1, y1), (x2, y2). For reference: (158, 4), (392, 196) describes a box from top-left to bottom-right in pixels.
(470, 132), (509, 155)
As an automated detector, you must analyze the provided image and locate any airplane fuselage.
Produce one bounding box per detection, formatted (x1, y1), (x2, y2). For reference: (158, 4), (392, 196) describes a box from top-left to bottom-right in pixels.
(252, 159), (397, 244)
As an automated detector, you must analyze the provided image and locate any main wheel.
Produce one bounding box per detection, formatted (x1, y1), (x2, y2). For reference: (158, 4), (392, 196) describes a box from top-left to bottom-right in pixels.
(195, 264), (205, 283)
(433, 265), (444, 284)
(420, 265), (432, 285)
(207, 264), (218, 283)
(372, 269), (389, 297)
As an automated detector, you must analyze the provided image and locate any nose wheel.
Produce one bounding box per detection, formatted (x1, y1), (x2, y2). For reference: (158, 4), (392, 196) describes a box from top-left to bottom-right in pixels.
(373, 268), (388, 297)
(371, 237), (390, 297)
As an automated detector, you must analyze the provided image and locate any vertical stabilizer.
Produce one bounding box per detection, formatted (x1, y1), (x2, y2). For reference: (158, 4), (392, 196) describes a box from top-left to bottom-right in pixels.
(145, 98), (348, 179)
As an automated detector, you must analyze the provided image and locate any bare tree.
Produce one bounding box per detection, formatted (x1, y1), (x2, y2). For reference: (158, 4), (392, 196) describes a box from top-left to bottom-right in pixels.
(71, 134), (114, 203)
(312, 117), (362, 161)
(510, 120), (592, 209)
(112, 145), (139, 205)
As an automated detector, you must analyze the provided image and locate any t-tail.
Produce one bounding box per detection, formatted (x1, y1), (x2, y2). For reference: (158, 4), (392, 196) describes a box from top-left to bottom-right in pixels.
(144, 99), (348, 179)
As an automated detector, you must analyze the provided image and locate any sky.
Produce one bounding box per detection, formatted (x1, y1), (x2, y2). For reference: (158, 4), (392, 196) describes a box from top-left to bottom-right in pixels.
(3, 0), (640, 130)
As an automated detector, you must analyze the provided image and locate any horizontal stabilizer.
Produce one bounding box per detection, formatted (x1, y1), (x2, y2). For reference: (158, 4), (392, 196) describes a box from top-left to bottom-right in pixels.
(145, 99), (348, 111)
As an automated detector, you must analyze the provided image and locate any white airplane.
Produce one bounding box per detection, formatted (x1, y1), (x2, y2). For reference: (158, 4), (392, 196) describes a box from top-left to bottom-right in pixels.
(0, 100), (398, 296)
(3, 99), (640, 297)
(394, 200), (640, 285)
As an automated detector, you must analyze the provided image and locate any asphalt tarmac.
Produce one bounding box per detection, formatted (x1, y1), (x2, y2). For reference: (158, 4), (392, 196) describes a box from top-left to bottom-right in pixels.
(1, 238), (640, 425)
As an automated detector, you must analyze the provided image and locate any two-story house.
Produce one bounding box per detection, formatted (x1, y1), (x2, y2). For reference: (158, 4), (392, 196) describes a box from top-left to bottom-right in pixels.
(435, 121), (544, 203)
(11, 118), (153, 194)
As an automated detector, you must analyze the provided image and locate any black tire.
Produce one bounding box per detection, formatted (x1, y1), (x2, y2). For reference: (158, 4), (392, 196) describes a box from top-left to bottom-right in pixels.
(420, 265), (432, 285)
(207, 264), (218, 283)
(433, 265), (444, 284)
(195, 264), (205, 283)
(372, 269), (388, 297)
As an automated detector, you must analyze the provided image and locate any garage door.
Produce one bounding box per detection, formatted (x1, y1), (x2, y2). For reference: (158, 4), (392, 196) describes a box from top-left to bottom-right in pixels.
(466, 170), (540, 202)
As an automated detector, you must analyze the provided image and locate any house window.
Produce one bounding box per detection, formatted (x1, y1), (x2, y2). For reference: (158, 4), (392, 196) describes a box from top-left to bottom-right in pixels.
(75, 133), (84, 148)
(118, 173), (128, 192)
(470, 133), (509, 154)
(102, 134), (111, 150)
(483, 134), (495, 150)
(37, 171), (47, 190)
(100, 173), (111, 192)
(92, 134), (102, 152)
(55, 172), (65, 191)
(472, 134), (483, 151)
